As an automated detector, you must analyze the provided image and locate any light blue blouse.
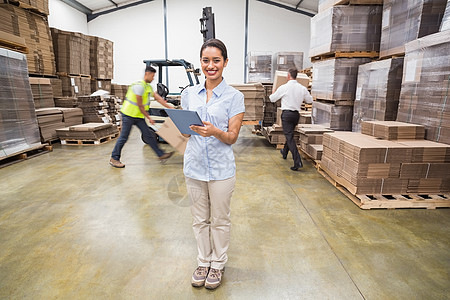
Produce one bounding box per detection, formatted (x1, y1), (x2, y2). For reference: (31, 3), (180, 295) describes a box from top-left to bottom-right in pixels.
(181, 79), (245, 182)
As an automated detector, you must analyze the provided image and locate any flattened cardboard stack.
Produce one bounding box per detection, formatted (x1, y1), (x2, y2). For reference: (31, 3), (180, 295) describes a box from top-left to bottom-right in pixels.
(0, 48), (42, 159)
(70, 95), (121, 126)
(441, 0), (450, 31)
(262, 83), (279, 127)
(50, 28), (90, 76)
(60, 76), (91, 97)
(35, 107), (64, 142)
(56, 123), (119, 142)
(352, 57), (404, 132)
(111, 84), (129, 100)
(396, 31), (450, 145)
(230, 83), (264, 121)
(3, 0), (50, 15)
(312, 101), (353, 131)
(271, 52), (303, 79)
(361, 121), (425, 140)
(298, 124), (334, 160)
(58, 107), (83, 127)
(89, 36), (113, 79)
(380, 0), (447, 58)
(262, 124), (300, 145)
(0, 4), (55, 76)
(91, 79), (111, 93)
(247, 52), (272, 83)
(310, 5), (382, 58)
(29, 77), (54, 109)
(49, 78), (63, 98)
(321, 121), (450, 195)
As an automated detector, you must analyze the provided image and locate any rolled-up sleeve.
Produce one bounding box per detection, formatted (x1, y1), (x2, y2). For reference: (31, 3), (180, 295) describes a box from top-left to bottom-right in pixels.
(181, 88), (189, 110)
(304, 89), (313, 104)
(229, 91), (245, 118)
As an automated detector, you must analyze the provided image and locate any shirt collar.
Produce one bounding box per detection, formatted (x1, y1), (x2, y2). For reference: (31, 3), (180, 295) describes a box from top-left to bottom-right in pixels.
(196, 78), (227, 97)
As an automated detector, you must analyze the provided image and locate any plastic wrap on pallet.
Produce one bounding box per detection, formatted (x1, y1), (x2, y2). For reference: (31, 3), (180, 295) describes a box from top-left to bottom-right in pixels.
(311, 57), (371, 101)
(312, 101), (353, 131)
(310, 5), (382, 58)
(89, 36), (114, 79)
(441, 0), (450, 31)
(318, 0), (383, 13)
(0, 48), (42, 158)
(352, 57), (404, 132)
(0, 4), (56, 76)
(247, 51), (272, 83)
(271, 52), (303, 80)
(397, 30), (450, 145)
(50, 28), (90, 76)
(380, 0), (447, 58)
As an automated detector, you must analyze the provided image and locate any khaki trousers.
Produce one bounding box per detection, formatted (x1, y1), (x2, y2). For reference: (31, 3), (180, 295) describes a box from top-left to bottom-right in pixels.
(186, 176), (236, 270)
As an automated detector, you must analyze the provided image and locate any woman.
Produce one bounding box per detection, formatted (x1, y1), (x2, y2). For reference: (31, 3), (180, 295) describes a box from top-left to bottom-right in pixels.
(181, 39), (245, 290)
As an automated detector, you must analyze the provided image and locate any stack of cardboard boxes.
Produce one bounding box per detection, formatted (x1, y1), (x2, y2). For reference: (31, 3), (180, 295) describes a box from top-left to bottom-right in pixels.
(230, 83), (264, 121)
(29, 78), (55, 109)
(90, 36), (114, 93)
(0, 4), (55, 76)
(0, 48), (42, 159)
(310, 4), (382, 131)
(298, 125), (334, 160)
(321, 121), (450, 195)
(111, 84), (129, 101)
(56, 123), (119, 144)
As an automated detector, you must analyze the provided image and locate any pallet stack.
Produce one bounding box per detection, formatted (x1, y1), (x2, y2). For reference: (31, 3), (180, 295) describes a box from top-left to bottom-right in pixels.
(310, 4), (383, 131)
(320, 121), (450, 201)
(0, 48), (43, 160)
(262, 83), (279, 127)
(90, 36), (114, 93)
(35, 107), (65, 142)
(297, 124), (334, 160)
(352, 57), (404, 132)
(29, 77), (55, 109)
(50, 28), (91, 97)
(396, 30), (450, 145)
(0, 3), (56, 76)
(56, 123), (119, 145)
(230, 83), (264, 121)
(247, 52), (272, 83)
(111, 84), (129, 100)
(271, 52), (303, 80)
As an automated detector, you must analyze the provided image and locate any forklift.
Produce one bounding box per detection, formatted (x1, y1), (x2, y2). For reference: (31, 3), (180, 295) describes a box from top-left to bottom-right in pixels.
(143, 7), (215, 141)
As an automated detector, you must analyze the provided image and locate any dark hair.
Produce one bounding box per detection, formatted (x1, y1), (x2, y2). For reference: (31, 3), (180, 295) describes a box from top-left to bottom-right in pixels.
(145, 66), (156, 73)
(288, 68), (298, 79)
(200, 38), (228, 61)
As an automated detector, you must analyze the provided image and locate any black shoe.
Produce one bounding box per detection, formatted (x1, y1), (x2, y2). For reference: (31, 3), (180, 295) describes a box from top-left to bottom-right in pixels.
(290, 166), (302, 171)
(280, 149), (287, 159)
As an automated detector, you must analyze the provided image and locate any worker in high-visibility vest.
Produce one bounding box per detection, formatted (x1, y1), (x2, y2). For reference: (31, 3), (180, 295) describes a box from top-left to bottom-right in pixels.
(110, 66), (174, 168)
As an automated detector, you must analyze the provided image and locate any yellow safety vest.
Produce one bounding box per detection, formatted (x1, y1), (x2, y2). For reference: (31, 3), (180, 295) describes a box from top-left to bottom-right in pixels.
(121, 80), (153, 118)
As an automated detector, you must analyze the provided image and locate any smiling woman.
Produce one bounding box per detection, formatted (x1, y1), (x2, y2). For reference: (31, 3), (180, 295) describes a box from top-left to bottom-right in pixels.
(180, 38), (245, 290)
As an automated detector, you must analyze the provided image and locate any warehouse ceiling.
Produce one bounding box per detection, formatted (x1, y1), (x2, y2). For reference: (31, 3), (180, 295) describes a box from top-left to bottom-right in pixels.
(60, 0), (318, 21)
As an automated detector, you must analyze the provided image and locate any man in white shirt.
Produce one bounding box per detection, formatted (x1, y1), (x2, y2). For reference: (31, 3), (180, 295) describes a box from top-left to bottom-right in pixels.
(269, 68), (313, 171)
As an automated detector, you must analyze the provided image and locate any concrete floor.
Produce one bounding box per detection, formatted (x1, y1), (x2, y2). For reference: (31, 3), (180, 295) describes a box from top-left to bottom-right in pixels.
(0, 126), (449, 299)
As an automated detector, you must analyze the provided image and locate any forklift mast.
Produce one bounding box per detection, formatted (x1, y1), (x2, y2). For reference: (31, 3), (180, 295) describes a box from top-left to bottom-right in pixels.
(200, 7), (215, 42)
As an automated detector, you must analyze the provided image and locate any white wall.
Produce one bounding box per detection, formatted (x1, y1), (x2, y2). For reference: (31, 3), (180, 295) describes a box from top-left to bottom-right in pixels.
(49, 0), (312, 87)
(47, 0), (88, 34)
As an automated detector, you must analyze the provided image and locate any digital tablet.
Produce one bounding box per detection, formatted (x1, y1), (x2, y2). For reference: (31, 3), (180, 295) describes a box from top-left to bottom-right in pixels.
(164, 109), (204, 135)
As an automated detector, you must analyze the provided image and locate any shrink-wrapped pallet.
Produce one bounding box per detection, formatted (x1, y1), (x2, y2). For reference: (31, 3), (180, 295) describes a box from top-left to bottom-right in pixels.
(310, 5), (382, 57)
(352, 57), (403, 132)
(397, 31), (450, 145)
(247, 52), (272, 83)
(0, 48), (42, 159)
(380, 0), (447, 58)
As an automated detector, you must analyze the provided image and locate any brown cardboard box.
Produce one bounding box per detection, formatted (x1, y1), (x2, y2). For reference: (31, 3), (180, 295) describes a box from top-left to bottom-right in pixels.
(156, 118), (189, 154)
(273, 70), (310, 91)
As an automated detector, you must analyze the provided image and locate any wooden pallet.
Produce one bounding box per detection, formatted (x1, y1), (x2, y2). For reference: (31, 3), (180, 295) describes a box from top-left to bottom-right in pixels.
(317, 164), (450, 209)
(0, 144), (52, 168)
(311, 51), (379, 62)
(56, 72), (92, 79)
(314, 99), (354, 106)
(60, 133), (118, 146)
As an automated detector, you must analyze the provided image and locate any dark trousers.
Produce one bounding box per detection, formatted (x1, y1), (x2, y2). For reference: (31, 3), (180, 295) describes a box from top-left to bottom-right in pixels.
(281, 110), (302, 168)
(111, 113), (164, 160)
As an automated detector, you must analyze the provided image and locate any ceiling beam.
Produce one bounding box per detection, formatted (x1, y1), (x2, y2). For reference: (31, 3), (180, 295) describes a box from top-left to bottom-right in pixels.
(256, 0), (315, 17)
(59, 0), (92, 15)
(108, 0), (118, 7)
(87, 0), (154, 22)
(295, 0), (304, 9)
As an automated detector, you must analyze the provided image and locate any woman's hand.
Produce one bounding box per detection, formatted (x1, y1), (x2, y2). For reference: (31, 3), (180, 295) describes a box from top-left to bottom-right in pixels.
(190, 121), (217, 137)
